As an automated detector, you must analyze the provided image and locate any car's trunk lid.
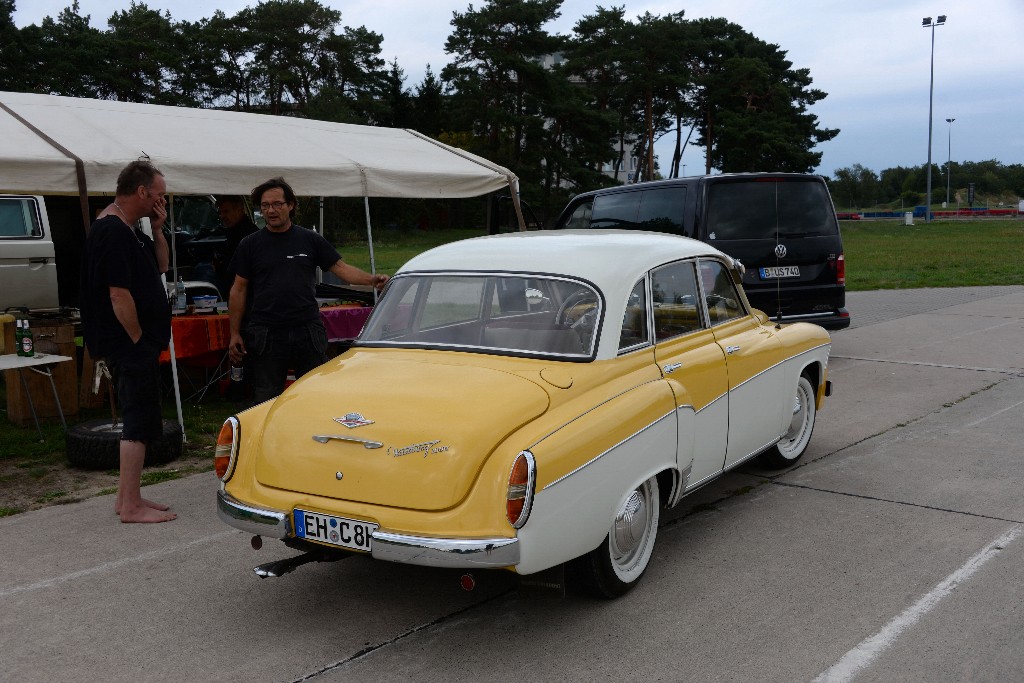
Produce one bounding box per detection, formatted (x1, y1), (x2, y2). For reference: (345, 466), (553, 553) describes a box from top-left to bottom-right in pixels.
(253, 350), (550, 510)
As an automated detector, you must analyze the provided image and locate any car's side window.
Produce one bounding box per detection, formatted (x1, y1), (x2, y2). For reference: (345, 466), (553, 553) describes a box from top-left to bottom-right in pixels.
(618, 278), (649, 351)
(700, 260), (745, 325)
(0, 198), (42, 238)
(650, 261), (703, 341)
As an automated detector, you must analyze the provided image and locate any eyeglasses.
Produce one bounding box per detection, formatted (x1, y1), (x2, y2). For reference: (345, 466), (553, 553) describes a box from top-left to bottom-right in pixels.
(260, 201), (288, 211)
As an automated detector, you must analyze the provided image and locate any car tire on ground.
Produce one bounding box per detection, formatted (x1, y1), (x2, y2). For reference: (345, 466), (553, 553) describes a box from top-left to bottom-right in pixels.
(759, 373), (817, 469)
(65, 418), (183, 470)
(570, 476), (660, 599)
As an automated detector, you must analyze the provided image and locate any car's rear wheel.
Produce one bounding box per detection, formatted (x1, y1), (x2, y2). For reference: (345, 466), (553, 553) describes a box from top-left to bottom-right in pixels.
(571, 476), (660, 598)
(759, 374), (816, 469)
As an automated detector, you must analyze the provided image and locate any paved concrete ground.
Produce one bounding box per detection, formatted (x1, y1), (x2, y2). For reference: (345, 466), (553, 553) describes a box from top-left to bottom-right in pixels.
(1, 286), (1022, 683)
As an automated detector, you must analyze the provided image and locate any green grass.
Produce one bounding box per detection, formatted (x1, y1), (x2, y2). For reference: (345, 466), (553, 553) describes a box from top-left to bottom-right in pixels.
(341, 219), (1024, 292)
(339, 227), (488, 273)
(841, 218), (1024, 290)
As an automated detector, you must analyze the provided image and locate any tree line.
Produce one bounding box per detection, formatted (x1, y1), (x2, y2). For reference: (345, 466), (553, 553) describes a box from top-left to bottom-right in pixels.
(829, 160), (1024, 212)
(1, 0), (838, 220)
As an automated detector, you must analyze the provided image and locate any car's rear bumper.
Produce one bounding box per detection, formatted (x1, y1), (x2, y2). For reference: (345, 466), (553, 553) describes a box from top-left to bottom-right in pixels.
(217, 489), (519, 569)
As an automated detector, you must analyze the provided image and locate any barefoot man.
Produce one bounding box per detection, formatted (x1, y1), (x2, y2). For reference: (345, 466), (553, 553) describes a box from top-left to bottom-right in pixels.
(81, 160), (176, 523)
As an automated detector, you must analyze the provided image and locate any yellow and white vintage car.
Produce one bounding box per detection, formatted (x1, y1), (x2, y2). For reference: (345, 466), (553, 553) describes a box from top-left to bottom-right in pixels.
(215, 231), (831, 597)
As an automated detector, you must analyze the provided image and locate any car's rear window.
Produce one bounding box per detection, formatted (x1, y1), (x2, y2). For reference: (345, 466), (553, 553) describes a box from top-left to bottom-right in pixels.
(360, 273), (600, 359)
(706, 179), (837, 240)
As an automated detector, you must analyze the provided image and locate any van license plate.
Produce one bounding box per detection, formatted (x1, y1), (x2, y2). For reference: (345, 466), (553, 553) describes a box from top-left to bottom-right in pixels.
(760, 266), (800, 279)
(294, 509), (377, 552)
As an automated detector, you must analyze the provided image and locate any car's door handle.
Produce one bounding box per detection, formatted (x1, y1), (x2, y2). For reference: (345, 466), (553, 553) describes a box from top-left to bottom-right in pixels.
(312, 435), (383, 449)
(663, 362), (682, 374)
(29, 257), (50, 264)
(725, 345), (741, 355)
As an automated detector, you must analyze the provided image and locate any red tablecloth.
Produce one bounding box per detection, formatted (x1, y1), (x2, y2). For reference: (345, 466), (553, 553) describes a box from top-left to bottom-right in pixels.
(321, 305), (372, 342)
(159, 305), (372, 363)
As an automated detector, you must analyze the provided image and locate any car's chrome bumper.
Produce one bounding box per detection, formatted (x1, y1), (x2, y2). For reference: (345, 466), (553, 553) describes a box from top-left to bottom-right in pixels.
(217, 489), (519, 569)
(217, 489), (292, 538)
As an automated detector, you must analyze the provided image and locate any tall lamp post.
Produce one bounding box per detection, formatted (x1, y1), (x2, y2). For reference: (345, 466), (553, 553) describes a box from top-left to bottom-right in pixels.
(945, 117), (955, 207)
(923, 15), (947, 223)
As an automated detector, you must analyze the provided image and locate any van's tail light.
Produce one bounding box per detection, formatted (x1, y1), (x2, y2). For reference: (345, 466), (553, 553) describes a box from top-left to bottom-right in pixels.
(215, 417), (239, 481)
(835, 254), (846, 286)
(506, 451), (536, 529)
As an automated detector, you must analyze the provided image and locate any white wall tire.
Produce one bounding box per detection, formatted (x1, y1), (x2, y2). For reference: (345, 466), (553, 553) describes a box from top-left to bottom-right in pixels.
(759, 374), (816, 469)
(570, 476), (660, 598)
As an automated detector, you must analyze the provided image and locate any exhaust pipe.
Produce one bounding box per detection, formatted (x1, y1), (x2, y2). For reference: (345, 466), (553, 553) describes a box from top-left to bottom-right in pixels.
(253, 550), (348, 578)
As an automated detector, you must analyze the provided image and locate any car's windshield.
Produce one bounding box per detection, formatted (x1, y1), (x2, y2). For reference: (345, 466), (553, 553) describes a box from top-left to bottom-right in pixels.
(360, 273), (601, 358)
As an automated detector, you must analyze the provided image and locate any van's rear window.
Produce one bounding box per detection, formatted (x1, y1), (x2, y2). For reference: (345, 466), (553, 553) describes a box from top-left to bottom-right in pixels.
(706, 180), (837, 240)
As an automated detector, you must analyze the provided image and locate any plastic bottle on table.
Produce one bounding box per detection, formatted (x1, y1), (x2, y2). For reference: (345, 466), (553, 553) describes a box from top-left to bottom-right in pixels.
(175, 276), (187, 310)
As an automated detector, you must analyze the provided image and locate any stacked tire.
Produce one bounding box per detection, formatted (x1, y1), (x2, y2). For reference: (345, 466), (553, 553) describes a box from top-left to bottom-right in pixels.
(65, 419), (183, 470)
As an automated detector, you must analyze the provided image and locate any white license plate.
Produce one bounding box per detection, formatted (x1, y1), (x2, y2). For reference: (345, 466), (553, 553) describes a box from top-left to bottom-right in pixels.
(760, 266), (800, 279)
(294, 509), (377, 552)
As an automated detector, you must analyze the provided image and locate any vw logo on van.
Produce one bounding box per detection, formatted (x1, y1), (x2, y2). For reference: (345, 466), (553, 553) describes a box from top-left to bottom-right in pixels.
(774, 244), (788, 259)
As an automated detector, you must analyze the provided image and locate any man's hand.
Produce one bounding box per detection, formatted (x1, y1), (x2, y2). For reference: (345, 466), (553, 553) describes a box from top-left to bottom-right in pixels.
(228, 333), (246, 364)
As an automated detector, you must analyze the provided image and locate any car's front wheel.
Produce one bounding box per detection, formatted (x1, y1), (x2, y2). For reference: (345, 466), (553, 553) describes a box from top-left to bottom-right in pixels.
(759, 374), (816, 469)
(570, 476), (660, 598)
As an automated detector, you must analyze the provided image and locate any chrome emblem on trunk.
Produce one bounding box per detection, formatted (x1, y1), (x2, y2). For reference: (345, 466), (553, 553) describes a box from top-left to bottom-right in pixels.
(335, 413), (374, 428)
(774, 244), (787, 259)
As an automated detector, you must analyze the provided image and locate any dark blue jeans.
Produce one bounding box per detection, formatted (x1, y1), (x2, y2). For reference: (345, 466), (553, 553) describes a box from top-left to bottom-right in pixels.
(245, 322), (328, 405)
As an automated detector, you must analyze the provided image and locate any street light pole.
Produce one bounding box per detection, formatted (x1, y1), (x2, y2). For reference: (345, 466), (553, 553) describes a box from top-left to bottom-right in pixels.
(922, 15), (947, 223)
(945, 117), (955, 207)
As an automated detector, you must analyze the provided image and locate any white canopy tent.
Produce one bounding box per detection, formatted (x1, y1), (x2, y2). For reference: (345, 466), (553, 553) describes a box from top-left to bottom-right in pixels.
(0, 90), (520, 200)
(0, 90), (525, 431)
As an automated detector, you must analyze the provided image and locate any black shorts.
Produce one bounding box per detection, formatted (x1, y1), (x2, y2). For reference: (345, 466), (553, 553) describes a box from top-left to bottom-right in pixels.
(111, 341), (163, 444)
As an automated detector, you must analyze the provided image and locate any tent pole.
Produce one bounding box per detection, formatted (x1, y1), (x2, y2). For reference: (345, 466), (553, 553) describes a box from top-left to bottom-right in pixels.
(317, 196), (325, 285)
(143, 213), (185, 439)
(363, 197), (378, 304)
(508, 177), (527, 231)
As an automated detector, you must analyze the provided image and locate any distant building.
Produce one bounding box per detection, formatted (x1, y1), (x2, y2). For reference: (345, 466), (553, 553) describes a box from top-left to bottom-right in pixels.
(536, 52), (638, 185)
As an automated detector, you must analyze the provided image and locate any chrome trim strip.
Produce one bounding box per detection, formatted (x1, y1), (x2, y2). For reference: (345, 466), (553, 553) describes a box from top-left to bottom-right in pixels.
(371, 530), (519, 568)
(728, 343), (830, 393)
(542, 409), (676, 490)
(529, 377), (666, 449)
(217, 489), (291, 539)
(312, 434), (383, 449)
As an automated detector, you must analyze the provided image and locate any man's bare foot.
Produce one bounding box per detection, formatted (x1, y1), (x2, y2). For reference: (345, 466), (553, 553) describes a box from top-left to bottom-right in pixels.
(119, 505), (177, 523)
(115, 497), (171, 515)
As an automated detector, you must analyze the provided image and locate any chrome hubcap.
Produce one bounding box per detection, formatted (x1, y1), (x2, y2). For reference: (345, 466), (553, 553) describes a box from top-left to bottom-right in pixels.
(613, 490), (648, 554)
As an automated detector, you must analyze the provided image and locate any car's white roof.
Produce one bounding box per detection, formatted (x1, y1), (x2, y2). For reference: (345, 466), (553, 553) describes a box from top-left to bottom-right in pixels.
(400, 230), (729, 282)
(397, 230), (740, 360)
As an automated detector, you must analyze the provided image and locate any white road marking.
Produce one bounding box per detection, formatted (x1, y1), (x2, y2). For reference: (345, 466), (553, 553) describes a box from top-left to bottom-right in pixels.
(0, 530), (237, 598)
(813, 524), (1022, 683)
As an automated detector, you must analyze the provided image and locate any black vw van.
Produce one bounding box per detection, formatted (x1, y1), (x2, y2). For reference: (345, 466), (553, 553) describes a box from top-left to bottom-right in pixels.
(553, 173), (849, 329)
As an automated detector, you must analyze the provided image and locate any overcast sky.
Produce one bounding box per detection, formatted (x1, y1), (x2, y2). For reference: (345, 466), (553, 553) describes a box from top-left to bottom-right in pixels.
(12, 0), (1024, 178)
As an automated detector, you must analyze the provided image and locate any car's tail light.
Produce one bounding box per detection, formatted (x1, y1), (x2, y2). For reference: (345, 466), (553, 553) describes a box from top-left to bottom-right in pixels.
(215, 417), (239, 481)
(506, 451), (536, 529)
(836, 253), (846, 286)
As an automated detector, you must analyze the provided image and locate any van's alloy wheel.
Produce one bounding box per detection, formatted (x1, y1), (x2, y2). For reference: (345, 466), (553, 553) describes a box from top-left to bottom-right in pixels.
(65, 419), (183, 470)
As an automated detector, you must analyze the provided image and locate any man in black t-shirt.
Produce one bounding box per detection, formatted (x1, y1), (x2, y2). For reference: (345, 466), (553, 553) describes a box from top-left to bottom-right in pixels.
(81, 160), (176, 524)
(227, 177), (389, 404)
(213, 196), (258, 298)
